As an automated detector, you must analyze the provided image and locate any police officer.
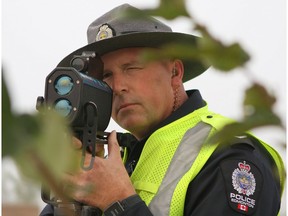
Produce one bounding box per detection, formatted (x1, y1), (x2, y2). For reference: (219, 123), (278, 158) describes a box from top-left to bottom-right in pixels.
(40, 4), (285, 216)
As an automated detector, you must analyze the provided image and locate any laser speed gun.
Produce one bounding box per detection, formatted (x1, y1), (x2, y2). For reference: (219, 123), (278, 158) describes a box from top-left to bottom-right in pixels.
(37, 52), (112, 170)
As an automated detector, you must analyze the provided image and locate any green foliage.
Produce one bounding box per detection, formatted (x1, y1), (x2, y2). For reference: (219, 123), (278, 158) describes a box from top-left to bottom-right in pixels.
(145, 0), (189, 19)
(141, 0), (250, 71)
(244, 82), (277, 114)
(211, 82), (282, 144)
(3, 74), (79, 188)
(14, 111), (80, 183)
(195, 24), (250, 71)
(2, 0), (285, 204)
(140, 0), (283, 143)
(2, 73), (16, 155)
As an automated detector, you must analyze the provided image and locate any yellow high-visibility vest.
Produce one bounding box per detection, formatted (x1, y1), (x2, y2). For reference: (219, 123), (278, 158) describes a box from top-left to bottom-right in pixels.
(124, 105), (285, 216)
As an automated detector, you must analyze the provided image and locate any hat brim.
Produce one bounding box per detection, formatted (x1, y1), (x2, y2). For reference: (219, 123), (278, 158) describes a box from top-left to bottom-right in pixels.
(57, 32), (208, 82)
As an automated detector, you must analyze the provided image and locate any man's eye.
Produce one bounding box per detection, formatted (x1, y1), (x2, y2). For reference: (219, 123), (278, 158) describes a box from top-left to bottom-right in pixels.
(127, 67), (142, 71)
(102, 72), (112, 79)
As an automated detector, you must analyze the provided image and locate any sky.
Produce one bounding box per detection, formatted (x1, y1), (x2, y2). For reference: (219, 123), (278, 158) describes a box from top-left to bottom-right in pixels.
(2, 0), (287, 212)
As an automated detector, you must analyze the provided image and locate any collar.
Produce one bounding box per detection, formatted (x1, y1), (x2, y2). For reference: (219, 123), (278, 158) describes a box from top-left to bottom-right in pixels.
(154, 89), (206, 132)
(125, 90), (206, 174)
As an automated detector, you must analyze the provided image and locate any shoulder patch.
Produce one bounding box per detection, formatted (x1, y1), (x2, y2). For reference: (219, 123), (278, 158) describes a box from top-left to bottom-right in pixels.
(220, 159), (263, 215)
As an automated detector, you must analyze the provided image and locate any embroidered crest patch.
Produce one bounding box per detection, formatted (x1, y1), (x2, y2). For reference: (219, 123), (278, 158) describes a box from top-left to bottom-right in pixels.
(96, 24), (114, 41)
(220, 159), (263, 215)
(232, 161), (256, 196)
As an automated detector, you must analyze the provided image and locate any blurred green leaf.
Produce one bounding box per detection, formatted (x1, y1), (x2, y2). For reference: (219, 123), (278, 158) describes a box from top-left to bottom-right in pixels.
(244, 82), (277, 115)
(211, 82), (282, 144)
(3, 113), (41, 157)
(2, 73), (16, 155)
(13, 111), (79, 184)
(241, 82), (281, 131)
(124, 0), (189, 20)
(3, 70), (79, 185)
(139, 24), (249, 72)
(140, 38), (249, 72)
(211, 112), (281, 145)
(196, 24), (250, 71)
(135, 5), (250, 72)
(145, 0), (190, 19)
(201, 41), (250, 71)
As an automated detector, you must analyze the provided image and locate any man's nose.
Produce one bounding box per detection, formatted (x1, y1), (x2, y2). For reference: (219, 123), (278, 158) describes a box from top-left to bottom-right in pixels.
(111, 74), (128, 95)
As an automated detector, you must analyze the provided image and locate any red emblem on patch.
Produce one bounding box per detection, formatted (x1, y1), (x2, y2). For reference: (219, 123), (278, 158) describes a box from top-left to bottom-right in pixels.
(237, 204), (248, 212)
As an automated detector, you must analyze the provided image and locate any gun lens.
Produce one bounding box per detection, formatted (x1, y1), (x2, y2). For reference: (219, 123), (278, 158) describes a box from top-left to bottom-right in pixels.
(55, 76), (74, 95)
(55, 99), (72, 117)
(71, 57), (88, 72)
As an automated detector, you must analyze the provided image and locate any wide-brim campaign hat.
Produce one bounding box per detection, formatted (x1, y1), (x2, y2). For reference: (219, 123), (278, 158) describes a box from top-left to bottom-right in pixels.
(57, 4), (208, 82)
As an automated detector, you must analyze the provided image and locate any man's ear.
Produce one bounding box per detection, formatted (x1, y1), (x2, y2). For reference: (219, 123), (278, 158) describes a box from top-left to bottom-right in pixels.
(171, 59), (184, 86)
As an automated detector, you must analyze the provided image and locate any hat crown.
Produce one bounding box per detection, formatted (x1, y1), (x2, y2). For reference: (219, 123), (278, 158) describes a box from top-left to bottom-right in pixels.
(87, 4), (172, 44)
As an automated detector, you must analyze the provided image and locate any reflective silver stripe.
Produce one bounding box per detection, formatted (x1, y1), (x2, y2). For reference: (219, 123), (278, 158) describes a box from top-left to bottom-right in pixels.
(149, 122), (212, 215)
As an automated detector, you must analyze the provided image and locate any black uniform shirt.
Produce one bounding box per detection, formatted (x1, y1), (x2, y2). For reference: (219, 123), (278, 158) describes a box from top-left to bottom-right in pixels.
(40, 90), (282, 216)
(119, 90), (282, 216)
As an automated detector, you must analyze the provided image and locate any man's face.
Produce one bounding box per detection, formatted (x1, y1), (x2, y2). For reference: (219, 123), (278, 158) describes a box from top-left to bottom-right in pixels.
(101, 48), (175, 139)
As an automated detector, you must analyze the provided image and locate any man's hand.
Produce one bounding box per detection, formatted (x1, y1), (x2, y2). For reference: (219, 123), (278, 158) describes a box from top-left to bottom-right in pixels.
(72, 136), (105, 158)
(64, 130), (136, 210)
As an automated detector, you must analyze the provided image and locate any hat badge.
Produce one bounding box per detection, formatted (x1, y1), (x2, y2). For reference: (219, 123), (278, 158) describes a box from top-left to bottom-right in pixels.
(96, 24), (114, 41)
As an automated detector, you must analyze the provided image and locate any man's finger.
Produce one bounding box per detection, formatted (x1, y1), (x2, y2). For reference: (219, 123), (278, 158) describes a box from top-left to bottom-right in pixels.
(72, 137), (82, 149)
(107, 130), (121, 159)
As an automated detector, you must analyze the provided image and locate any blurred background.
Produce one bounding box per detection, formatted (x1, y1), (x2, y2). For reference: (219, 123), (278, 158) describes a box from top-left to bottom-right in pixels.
(2, 0), (286, 215)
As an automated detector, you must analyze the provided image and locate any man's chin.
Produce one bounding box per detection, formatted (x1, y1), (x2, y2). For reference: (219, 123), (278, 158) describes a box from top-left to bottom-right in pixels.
(118, 117), (147, 133)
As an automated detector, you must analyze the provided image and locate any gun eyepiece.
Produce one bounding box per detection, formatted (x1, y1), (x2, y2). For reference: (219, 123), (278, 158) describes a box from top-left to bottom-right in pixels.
(54, 75), (74, 95)
(55, 99), (73, 117)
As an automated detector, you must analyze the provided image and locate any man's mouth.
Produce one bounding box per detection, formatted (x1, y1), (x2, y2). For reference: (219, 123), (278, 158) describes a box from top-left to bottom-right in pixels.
(118, 103), (137, 112)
